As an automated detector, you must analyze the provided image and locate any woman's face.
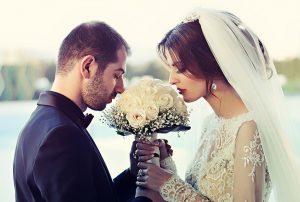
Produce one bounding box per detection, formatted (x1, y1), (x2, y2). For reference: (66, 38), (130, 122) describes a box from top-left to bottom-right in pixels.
(166, 51), (207, 103)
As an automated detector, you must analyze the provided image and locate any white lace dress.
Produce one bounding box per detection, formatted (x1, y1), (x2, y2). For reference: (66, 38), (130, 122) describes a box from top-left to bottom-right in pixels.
(159, 112), (272, 202)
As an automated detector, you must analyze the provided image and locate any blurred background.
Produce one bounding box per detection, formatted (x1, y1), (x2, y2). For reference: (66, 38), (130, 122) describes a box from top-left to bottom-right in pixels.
(0, 0), (299, 201)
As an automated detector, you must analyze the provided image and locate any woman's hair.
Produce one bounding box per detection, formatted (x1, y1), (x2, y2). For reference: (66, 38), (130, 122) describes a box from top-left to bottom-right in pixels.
(157, 20), (229, 93)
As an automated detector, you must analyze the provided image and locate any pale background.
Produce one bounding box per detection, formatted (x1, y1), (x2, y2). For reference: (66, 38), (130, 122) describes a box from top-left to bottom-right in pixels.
(1, 0), (300, 201)
(1, 0), (300, 65)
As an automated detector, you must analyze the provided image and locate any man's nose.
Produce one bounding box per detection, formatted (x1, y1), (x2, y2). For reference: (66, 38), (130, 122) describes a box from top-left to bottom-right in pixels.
(115, 79), (125, 94)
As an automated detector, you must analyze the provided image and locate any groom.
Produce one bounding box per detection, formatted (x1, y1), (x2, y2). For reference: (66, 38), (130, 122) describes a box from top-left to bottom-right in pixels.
(13, 21), (156, 202)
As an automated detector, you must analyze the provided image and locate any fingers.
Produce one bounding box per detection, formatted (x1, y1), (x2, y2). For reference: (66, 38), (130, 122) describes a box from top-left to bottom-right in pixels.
(136, 142), (156, 151)
(135, 147), (155, 162)
(136, 168), (149, 188)
(136, 175), (147, 182)
(135, 142), (157, 162)
(137, 168), (148, 177)
(163, 139), (173, 156)
(138, 155), (154, 162)
(137, 162), (149, 169)
(135, 148), (154, 156)
(136, 181), (148, 189)
(168, 148), (173, 156)
(137, 162), (157, 171)
(153, 139), (163, 147)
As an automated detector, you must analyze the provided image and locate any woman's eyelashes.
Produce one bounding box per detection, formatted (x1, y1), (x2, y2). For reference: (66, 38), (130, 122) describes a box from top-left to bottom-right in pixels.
(175, 62), (185, 74)
(176, 68), (185, 74)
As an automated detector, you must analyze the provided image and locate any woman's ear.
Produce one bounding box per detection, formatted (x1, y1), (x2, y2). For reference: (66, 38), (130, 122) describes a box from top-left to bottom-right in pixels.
(80, 55), (96, 79)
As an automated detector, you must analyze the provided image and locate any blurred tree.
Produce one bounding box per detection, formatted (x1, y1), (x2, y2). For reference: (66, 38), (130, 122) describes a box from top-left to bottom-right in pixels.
(1, 56), (300, 101)
(126, 60), (169, 81)
(44, 62), (56, 83)
(0, 65), (17, 100)
(275, 58), (300, 94)
(275, 58), (300, 80)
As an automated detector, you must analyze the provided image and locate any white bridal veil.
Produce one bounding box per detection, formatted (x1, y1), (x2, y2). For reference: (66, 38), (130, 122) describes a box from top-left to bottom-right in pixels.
(184, 8), (300, 202)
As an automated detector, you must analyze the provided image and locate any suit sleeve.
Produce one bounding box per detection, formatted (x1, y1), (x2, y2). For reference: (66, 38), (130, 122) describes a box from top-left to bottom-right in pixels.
(114, 169), (137, 201)
(33, 125), (97, 202)
(113, 166), (153, 202)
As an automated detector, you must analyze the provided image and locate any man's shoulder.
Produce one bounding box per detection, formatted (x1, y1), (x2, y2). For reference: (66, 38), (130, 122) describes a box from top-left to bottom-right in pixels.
(18, 105), (84, 151)
(31, 107), (86, 146)
(23, 105), (80, 135)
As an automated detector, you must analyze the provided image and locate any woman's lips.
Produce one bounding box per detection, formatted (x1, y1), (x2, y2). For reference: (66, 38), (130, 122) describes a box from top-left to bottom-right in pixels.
(177, 88), (185, 94)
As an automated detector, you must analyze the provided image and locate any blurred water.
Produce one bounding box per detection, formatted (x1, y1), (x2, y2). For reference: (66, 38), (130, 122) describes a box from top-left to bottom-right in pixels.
(0, 96), (299, 202)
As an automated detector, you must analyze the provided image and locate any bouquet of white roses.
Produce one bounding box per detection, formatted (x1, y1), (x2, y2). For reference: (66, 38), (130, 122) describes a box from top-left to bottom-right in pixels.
(103, 78), (190, 141)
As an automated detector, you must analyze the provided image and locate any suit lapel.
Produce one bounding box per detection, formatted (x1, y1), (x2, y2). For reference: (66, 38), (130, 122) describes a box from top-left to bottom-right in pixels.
(82, 129), (114, 184)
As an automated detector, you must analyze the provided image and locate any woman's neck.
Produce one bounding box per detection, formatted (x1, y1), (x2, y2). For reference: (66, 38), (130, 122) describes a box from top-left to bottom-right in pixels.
(204, 83), (248, 119)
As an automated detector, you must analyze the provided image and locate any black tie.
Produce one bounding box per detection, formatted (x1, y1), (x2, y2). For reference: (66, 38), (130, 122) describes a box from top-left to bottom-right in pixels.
(83, 113), (94, 128)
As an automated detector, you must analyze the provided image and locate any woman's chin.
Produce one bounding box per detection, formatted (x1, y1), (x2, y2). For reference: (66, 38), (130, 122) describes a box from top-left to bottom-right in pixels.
(183, 94), (202, 103)
(183, 97), (196, 103)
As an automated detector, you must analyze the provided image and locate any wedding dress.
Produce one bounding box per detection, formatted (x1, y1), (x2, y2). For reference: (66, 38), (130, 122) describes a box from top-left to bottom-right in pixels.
(160, 112), (272, 202)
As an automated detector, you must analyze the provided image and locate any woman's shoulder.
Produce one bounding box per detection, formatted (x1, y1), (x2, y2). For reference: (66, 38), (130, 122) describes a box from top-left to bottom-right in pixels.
(214, 112), (257, 137)
(237, 117), (258, 139)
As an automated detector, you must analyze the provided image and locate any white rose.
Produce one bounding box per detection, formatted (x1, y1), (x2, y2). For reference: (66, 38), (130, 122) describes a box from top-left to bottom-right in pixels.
(135, 86), (157, 101)
(116, 92), (130, 110)
(117, 94), (142, 113)
(126, 110), (147, 128)
(175, 97), (188, 115)
(156, 94), (174, 109)
(155, 85), (178, 110)
(156, 85), (178, 99)
(144, 86), (158, 97)
(139, 80), (161, 98)
(144, 103), (159, 121)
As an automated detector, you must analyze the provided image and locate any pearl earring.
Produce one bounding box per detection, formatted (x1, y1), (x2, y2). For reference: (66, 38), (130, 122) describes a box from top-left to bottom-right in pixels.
(211, 83), (217, 91)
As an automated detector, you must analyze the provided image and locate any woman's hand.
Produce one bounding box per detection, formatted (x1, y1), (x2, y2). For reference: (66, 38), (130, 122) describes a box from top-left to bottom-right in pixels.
(154, 139), (173, 160)
(136, 162), (173, 192)
(136, 139), (173, 162)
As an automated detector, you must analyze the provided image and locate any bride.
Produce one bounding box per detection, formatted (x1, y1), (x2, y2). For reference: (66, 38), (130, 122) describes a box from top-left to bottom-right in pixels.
(135, 8), (300, 202)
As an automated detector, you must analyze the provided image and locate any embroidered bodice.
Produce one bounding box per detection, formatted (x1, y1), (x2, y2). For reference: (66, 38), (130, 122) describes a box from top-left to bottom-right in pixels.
(159, 112), (272, 202)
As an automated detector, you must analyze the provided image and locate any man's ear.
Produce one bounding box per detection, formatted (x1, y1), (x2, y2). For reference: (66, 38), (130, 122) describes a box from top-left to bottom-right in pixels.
(80, 55), (96, 79)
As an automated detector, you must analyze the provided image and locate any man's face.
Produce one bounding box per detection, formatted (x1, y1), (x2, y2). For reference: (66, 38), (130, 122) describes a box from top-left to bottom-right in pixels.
(82, 47), (127, 111)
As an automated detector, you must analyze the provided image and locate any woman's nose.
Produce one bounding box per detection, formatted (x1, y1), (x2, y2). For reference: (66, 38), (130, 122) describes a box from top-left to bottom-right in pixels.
(169, 70), (178, 85)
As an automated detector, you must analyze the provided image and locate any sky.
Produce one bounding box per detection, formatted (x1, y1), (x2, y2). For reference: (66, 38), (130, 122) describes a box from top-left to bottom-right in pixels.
(0, 0), (300, 65)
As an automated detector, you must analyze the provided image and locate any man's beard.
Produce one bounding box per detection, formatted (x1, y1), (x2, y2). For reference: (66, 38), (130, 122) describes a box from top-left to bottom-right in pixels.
(82, 71), (113, 111)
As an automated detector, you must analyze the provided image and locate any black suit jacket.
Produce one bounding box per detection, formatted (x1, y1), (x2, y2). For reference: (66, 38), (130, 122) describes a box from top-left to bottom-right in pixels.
(13, 91), (151, 202)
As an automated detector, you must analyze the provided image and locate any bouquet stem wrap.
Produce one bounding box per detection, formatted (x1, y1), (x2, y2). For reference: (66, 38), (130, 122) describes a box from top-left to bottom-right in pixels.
(147, 133), (160, 166)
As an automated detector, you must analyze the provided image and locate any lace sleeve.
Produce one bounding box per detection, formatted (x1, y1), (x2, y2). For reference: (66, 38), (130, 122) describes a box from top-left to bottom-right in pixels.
(233, 120), (266, 202)
(160, 157), (177, 174)
(159, 175), (211, 202)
